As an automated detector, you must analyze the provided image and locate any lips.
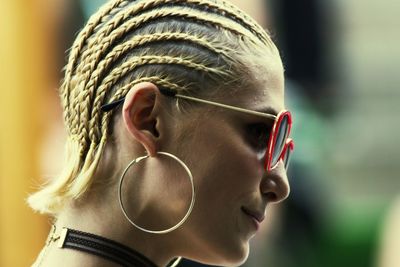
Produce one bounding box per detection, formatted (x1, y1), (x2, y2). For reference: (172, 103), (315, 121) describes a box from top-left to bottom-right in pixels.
(241, 207), (265, 223)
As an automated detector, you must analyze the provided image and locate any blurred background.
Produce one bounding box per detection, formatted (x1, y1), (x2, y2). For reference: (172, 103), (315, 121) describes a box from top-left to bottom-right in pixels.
(1, 0), (399, 266)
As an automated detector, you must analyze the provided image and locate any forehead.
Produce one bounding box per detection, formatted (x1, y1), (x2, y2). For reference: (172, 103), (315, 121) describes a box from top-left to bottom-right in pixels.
(230, 52), (285, 115)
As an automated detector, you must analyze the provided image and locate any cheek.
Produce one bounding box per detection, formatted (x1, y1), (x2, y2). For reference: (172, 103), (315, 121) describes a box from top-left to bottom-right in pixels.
(193, 132), (261, 197)
(215, 134), (264, 187)
(182, 127), (262, 259)
(189, 118), (264, 198)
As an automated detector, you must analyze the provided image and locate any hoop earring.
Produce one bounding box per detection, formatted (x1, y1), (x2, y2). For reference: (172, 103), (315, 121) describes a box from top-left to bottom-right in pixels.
(169, 257), (182, 267)
(118, 151), (196, 234)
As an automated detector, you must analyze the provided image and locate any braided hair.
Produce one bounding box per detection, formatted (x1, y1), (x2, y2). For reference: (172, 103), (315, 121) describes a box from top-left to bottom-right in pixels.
(28, 0), (279, 215)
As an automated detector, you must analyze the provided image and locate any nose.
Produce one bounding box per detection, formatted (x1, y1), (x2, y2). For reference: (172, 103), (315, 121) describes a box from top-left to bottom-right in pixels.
(260, 162), (290, 203)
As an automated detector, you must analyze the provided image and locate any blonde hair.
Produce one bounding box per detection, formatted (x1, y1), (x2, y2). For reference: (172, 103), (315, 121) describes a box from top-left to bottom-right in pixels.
(28, 0), (278, 215)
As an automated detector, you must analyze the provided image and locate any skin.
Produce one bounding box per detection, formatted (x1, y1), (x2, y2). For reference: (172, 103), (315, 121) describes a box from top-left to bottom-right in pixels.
(39, 52), (289, 267)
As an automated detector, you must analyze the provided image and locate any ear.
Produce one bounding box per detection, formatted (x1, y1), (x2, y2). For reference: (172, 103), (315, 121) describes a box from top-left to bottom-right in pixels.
(122, 82), (162, 157)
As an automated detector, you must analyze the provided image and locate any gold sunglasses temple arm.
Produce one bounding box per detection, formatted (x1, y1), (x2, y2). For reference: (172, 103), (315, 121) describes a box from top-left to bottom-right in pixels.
(175, 94), (276, 120)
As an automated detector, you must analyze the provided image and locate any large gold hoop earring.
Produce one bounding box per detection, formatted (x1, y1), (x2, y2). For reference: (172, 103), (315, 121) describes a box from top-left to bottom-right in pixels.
(118, 151), (196, 234)
(169, 257), (182, 267)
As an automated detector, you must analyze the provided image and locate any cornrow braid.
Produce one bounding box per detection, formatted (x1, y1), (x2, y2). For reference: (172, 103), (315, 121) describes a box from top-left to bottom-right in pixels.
(62, 0), (130, 132)
(83, 32), (234, 139)
(28, 0), (280, 215)
(76, 0), (269, 71)
(185, 0), (272, 45)
(70, 6), (253, 135)
(74, 54), (226, 153)
(217, 0), (273, 45)
(71, 2), (269, 126)
(79, 31), (234, 113)
(75, 4), (261, 83)
(76, 0), (271, 72)
(63, 0), (128, 81)
(82, 31), (234, 79)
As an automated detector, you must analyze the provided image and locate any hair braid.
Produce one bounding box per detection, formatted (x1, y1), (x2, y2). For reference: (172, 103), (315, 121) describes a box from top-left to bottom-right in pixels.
(77, 5), (260, 80)
(113, 0), (271, 46)
(79, 54), (226, 148)
(81, 31), (234, 142)
(83, 29), (232, 141)
(64, 0), (128, 81)
(81, 31), (233, 110)
(61, 0), (130, 132)
(174, 0), (273, 46)
(217, 0), (273, 45)
(75, 5), (134, 76)
(72, 3), (264, 133)
(73, 6), (251, 164)
(71, 3), (254, 147)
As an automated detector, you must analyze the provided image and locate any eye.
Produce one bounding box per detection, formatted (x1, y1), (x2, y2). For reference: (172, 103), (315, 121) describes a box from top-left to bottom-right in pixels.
(246, 123), (271, 151)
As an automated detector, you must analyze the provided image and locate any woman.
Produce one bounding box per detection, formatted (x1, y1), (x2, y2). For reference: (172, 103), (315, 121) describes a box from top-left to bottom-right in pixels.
(29, 0), (294, 266)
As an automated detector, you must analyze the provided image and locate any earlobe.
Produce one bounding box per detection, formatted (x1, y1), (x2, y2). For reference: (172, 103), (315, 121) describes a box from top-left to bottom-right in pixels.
(122, 82), (161, 157)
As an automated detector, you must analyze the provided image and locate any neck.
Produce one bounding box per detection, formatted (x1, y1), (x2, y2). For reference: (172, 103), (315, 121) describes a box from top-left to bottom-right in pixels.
(36, 199), (179, 267)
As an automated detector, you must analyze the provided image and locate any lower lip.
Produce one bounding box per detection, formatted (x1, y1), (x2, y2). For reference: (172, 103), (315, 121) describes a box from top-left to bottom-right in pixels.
(243, 211), (260, 231)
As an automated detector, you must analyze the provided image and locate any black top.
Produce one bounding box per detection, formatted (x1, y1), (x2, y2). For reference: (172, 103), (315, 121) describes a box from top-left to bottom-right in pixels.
(57, 227), (158, 267)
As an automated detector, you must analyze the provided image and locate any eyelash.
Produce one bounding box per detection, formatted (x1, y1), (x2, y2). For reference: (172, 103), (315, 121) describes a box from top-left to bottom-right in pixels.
(246, 123), (271, 151)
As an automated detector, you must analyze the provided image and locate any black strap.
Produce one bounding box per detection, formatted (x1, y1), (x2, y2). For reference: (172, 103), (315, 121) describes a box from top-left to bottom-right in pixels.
(100, 87), (177, 112)
(57, 227), (158, 267)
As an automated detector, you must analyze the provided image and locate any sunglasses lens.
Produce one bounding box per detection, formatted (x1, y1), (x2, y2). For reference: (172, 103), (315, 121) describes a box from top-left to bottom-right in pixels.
(271, 114), (289, 167)
(283, 144), (293, 169)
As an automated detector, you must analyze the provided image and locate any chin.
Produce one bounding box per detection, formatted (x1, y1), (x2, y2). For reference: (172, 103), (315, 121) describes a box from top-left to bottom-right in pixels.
(225, 237), (253, 266)
(202, 241), (250, 267)
(225, 246), (250, 267)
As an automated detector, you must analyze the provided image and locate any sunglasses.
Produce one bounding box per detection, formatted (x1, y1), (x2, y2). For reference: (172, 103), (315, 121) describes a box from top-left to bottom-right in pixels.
(101, 88), (294, 172)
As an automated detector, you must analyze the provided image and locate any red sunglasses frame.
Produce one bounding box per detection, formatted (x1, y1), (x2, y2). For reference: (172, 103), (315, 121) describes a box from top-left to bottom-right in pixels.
(264, 110), (293, 171)
(281, 138), (294, 169)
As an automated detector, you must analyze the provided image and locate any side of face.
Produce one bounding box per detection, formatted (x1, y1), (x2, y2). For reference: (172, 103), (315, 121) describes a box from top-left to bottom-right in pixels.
(170, 53), (290, 265)
(117, 49), (289, 266)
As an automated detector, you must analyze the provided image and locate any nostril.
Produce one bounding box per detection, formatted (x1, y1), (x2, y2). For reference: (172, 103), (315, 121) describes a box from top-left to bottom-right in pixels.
(264, 192), (277, 202)
(260, 173), (290, 203)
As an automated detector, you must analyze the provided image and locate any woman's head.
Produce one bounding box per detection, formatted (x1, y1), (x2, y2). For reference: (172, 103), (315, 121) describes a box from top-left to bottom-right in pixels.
(28, 0), (289, 265)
